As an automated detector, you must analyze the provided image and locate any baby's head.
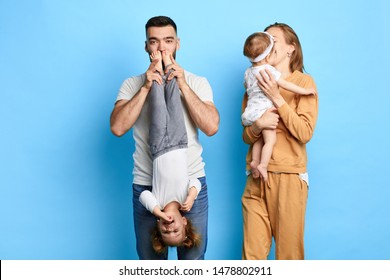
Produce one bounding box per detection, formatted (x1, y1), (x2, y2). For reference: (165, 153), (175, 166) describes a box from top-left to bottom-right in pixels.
(152, 213), (201, 253)
(243, 32), (274, 63)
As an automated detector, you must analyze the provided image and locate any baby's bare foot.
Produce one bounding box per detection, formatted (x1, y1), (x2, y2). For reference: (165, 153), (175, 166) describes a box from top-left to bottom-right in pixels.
(162, 51), (173, 68)
(150, 50), (162, 61)
(150, 51), (163, 73)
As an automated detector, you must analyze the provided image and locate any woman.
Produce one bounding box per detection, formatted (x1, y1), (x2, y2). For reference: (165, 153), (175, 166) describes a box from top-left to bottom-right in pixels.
(241, 23), (318, 260)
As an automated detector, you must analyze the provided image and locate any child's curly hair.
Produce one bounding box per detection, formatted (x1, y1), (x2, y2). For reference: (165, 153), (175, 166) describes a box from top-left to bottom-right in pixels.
(151, 219), (201, 254)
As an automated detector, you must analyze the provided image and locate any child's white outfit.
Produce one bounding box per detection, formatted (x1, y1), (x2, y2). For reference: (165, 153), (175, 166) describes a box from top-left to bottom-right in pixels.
(140, 149), (201, 212)
(241, 64), (281, 126)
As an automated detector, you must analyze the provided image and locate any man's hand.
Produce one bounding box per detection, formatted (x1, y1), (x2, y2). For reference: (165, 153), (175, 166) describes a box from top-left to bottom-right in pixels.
(144, 57), (163, 90)
(165, 53), (187, 89)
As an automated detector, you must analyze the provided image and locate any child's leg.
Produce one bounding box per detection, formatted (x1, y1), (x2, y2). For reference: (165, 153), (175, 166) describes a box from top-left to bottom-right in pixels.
(149, 51), (188, 158)
(163, 53), (188, 151)
(149, 51), (169, 158)
(149, 80), (169, 159)
(250, 139), (263, 179)
(258, 129), (276, 182)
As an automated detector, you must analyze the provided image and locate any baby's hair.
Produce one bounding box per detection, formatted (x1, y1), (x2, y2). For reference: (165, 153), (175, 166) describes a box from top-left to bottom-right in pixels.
(243, 32), (272, 61)
(151, 219), (201, 254)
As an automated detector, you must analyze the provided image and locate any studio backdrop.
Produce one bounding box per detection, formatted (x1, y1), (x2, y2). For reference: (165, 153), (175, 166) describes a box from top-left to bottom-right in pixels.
(1, 0), (389, 259)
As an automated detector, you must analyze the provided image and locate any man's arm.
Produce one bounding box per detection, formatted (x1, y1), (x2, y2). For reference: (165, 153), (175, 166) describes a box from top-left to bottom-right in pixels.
(110, 87), (149, 136)
(181, 87), (219, 136)
(166, 54), (219, 136)
(110, 59), (163, 137)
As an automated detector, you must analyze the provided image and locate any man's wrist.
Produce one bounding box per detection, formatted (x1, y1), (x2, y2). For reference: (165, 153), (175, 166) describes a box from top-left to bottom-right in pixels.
(140, 85), (151, 95)
(177, 79), (190, 93)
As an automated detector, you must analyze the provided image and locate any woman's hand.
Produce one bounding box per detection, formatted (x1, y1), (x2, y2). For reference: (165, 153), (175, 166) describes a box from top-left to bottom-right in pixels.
(256, 69), (285, 108)
(250, 108), (279, 136)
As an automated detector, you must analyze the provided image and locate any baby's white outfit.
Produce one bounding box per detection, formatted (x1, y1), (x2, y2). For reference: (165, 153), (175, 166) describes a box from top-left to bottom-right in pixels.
(241, 64), (281, 126)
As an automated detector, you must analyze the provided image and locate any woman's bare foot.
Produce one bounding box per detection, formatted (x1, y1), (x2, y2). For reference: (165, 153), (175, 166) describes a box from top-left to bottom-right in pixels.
(250, 160), (260, 179)
(150, 51), (163, 73)
(257, 164), (268, 182)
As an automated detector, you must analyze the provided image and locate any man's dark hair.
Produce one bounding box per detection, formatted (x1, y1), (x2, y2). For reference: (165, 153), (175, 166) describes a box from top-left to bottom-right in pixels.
(145, 16), (177, 34)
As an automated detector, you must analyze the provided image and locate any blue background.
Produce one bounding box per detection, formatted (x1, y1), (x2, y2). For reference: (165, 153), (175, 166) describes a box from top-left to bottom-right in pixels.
(1, 0), (389, 260)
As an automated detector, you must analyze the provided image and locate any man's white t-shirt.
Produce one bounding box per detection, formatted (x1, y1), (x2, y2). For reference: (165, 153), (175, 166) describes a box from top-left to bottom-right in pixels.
(116, 70), (214, 185)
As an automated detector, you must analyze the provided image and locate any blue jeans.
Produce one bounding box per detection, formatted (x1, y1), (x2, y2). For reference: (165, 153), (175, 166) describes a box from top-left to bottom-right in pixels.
(133, 176), (208, 260)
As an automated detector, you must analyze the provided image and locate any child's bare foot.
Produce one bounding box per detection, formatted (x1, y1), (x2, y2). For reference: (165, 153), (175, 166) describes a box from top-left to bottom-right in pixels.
(257, 164), (268, 182)
(250, 160), (260, 179)
(162, 51), (173, 69)
(150, 51), (163, 73)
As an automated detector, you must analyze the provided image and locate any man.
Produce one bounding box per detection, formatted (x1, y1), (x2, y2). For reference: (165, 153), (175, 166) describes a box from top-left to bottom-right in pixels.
(110, 16), (219, 260)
